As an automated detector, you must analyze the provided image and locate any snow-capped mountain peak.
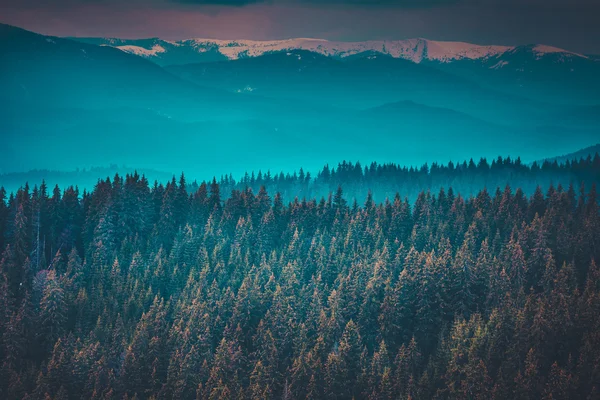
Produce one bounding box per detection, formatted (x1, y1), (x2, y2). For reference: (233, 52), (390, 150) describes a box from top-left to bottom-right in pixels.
(71, 35), (585, 67)
(168, 37), (510, 63)
(531, 44), (588, 59)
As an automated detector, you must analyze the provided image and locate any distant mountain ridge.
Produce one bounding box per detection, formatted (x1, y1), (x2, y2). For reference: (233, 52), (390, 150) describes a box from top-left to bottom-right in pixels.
(2, 23), (599, 178)
(534, 144), (600, 165)
(71, 36), (586, 67)
(71, 35), (600, 106)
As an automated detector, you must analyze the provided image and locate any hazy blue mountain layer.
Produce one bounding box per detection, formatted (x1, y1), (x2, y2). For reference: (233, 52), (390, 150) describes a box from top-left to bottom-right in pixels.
(1, 23), (599, 179)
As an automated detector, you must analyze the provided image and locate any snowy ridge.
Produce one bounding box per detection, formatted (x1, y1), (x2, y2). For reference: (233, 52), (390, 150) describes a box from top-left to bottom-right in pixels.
(423, 40), (512, 62)
(81, 36), (585, 65)
(155, 37), (510, 63)
(531, 45), (588, 60)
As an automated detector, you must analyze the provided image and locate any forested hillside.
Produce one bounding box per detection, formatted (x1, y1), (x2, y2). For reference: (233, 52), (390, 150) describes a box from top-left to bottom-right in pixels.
(194, 155), (600, 204)
(0, 156), (599, 399)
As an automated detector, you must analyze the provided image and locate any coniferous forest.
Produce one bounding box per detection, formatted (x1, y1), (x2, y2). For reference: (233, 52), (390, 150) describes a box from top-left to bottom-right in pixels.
(0, 156), (599, 400)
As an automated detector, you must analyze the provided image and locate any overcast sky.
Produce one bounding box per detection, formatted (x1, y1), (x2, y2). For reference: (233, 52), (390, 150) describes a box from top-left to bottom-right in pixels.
(1, 0), (599, 53)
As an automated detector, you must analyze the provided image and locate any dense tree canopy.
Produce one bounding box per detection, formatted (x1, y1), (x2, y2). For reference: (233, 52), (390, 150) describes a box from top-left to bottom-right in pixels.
(192, 154), (600, 204)
(0, 155), (599, 399)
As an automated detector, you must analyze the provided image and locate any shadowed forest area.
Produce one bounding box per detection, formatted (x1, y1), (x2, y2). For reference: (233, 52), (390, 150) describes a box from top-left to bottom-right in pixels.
(0, 155), (599, 399)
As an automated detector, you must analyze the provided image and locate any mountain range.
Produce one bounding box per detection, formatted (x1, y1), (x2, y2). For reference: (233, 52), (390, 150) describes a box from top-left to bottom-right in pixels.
(75, 36), (600, 107)
(1, 23), (599, 182)
(72, 36), (586, 66)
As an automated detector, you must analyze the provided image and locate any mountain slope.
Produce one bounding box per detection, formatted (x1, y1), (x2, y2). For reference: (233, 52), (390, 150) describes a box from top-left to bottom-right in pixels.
(2, 24), (598, 179)
(6, 96), (596, 179)
(535, 144), (600, 165)
(71, 33), (600, 107)
(430, 45), (600, 105)
(72, 36), (230, 66)
(165, 50), (560, 126)
(0, 23), (278, 121)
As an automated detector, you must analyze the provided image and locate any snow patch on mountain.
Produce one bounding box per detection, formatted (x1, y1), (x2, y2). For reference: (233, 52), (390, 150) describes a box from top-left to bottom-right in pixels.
(116, 44), (166, 57)
(422, 40), (511, 62)
(490, 60), (509, 69)
(532, 45), (588, 60)
(533, 45), (583, 56)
